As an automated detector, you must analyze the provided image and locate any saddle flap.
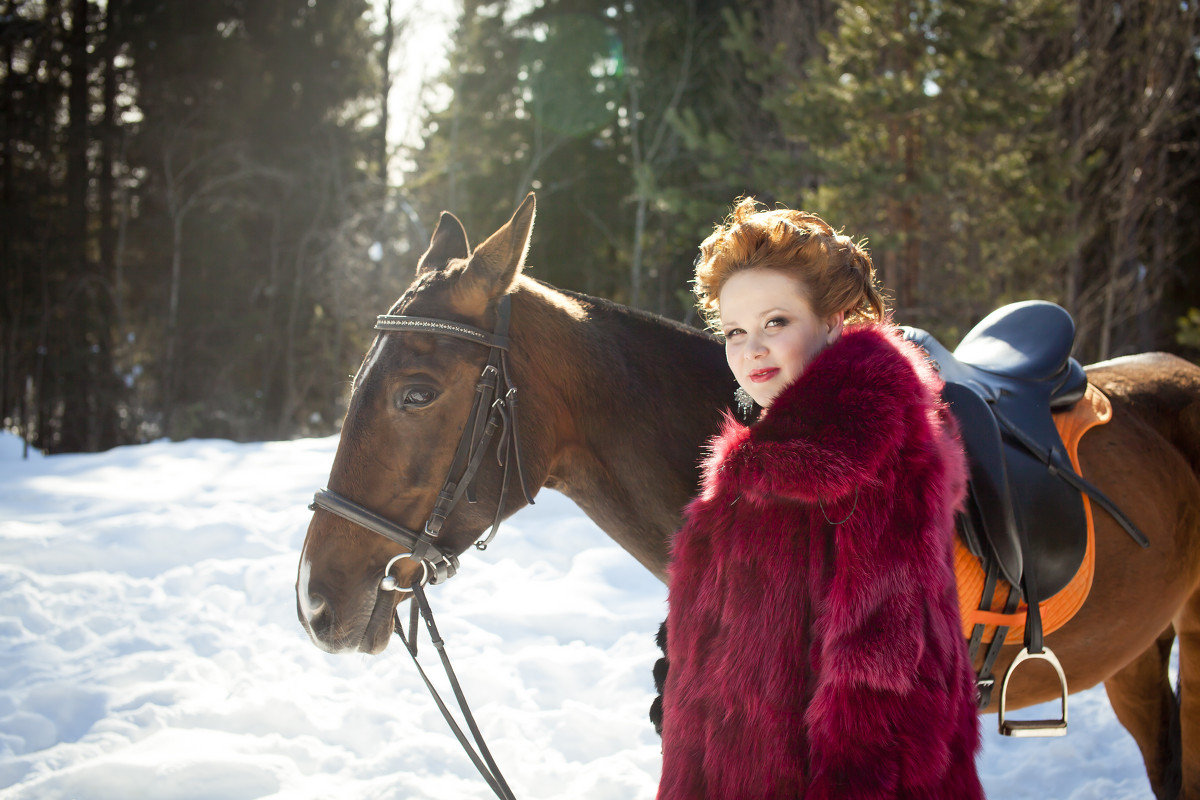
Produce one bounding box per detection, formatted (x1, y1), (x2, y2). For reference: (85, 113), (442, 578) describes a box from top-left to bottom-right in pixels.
(943, 382), (1023, 588)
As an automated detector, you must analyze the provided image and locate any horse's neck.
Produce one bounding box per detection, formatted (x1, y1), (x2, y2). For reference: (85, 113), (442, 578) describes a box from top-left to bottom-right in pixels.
(511, 280), (732, 581)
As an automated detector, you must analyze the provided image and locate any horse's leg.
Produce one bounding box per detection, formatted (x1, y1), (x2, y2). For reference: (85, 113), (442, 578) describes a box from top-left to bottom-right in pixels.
(1105, 626), (1181, 800)
(1174, 584), (1200, 800)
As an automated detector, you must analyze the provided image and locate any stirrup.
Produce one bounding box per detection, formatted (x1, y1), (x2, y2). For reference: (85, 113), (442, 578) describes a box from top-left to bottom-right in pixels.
(997, 646), (1068, 737)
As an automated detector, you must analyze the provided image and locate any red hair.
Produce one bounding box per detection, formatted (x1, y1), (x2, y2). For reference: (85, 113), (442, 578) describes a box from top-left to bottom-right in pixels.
(694, 197), (887, 330)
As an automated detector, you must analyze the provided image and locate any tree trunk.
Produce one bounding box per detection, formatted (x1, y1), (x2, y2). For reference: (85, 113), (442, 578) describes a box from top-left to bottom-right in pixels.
(901, 117), (921, 310)
(630, 193), (647, 308)
(99, 0), (119, 289)
(884, 114), (903, 308)
(280, 173), (330, 438)
(66, 0), (87, 254)
(164, 213), (184, 436)
(625, 0), (694, 309)
(59, 0), (91, 451)
(1, 0), (16, 425)
(377, 0), (393, 183)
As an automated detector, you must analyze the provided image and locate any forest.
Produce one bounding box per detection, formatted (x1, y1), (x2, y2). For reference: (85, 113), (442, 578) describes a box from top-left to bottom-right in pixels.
(3, 0), (1198, 452)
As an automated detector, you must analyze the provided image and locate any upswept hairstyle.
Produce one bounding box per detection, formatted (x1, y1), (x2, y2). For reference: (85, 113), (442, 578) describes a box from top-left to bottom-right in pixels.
(693, 197), (887, 332)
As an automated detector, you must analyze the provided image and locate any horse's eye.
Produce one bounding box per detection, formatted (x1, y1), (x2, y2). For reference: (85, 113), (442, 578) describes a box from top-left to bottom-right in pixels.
(397, 386), (437, 409)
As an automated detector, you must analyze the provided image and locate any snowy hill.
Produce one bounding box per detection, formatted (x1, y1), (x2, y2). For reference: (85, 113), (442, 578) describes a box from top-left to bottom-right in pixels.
(0, 433), (1156, 798)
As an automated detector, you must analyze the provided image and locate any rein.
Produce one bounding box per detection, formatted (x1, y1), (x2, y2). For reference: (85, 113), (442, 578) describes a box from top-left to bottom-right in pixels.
(399, 578), (518, 800)
(309, 294), (533, 799)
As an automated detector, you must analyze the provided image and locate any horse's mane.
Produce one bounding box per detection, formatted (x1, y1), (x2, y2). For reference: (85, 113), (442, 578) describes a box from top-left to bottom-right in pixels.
(529, 277), (718, 344)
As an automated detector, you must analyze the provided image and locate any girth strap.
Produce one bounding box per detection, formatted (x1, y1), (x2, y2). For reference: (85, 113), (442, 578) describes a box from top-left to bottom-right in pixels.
(973, 559), (1021, 710)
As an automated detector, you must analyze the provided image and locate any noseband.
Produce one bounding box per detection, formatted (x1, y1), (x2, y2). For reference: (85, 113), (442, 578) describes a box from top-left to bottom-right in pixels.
(310, 294), (535, 586)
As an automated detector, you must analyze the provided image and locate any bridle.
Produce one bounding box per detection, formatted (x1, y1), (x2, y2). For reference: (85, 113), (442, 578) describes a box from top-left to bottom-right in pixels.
(310, 293), (535, 586)
(307, 294), (534, 800)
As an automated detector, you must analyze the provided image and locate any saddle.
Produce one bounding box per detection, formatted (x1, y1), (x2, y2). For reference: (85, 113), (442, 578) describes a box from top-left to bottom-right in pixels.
(904, 301), (1088, 598)
(902, 300), (1147, 736)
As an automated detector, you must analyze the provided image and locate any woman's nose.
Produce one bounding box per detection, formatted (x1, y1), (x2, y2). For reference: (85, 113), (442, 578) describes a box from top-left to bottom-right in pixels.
(745, 334), (767, 358)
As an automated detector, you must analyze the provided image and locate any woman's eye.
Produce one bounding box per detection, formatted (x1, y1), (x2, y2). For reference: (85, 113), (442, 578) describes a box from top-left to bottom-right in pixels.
(396, 386), (437, 409)
(724, 328), (745, 338)
(766, 317), (788, 328)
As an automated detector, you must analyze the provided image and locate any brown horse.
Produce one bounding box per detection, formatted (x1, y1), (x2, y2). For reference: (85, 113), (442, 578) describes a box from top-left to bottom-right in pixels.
(297, 195), (1200, 799)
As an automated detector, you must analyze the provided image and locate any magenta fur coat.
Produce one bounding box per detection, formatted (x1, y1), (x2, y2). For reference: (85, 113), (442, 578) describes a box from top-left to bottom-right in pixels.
(657, 324), (983, 800)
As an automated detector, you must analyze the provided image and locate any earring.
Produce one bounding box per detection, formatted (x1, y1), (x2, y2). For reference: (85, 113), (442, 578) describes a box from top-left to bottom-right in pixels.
(735, 386), (755, 418)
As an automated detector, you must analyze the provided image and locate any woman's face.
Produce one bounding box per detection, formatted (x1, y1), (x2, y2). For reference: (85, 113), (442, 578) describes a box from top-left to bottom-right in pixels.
(718, 268), (844, 409)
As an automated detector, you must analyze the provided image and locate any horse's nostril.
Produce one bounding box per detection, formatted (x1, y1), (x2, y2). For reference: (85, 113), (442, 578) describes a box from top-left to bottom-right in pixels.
(306, 591), (328, 621)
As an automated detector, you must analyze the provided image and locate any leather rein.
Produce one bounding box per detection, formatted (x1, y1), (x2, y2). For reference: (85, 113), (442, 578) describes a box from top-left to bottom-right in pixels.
(309, 294), (533, 800)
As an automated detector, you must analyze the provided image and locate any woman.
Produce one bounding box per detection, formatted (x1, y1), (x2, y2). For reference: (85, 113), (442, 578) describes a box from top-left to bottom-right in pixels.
(655, 199), (983, 799)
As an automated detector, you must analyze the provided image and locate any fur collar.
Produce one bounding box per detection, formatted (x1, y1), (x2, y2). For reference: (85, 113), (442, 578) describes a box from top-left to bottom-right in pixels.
(701, 323), (944, 504)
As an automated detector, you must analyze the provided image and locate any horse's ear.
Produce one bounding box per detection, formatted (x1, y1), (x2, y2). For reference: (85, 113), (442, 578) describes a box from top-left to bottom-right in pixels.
(463, 193), (535, 301)
(416, 211), (470, 275)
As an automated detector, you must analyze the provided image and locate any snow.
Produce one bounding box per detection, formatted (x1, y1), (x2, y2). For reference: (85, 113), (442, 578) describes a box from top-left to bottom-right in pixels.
(0, 431), (1158, 799)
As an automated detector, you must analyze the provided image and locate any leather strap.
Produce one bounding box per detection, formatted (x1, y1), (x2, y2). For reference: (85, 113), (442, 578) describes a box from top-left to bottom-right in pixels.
(405, 580), (519, 800)
(968, 558), (999, 662)
(309, 295), (534, 585)
(1017, 511), (1045, 655)
(312, 295), (534, 798)
(975, 563), (1022, 710)
(374, 315), (510, 350)
(991, 405), (1149, 548)
(310, 487), (460, 581)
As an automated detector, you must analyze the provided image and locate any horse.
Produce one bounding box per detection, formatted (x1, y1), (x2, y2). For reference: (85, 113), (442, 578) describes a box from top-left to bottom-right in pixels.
(297, 194), (1200, 800)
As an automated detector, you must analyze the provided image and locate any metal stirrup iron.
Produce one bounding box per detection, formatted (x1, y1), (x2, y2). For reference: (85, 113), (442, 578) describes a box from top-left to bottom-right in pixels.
(996, 539), (1068, 737)
(997, 646), (1068, 737)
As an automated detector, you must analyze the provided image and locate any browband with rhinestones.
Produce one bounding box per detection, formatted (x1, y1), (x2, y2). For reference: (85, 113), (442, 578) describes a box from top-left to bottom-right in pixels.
(374, 316), (509, 349)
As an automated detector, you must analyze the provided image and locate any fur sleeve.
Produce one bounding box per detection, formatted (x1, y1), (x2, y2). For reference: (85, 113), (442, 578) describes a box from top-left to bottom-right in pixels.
(804, 398), (970, 798)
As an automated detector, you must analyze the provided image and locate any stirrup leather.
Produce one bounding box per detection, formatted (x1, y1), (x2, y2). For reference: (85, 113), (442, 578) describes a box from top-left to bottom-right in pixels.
(997, 646), (1068, 737)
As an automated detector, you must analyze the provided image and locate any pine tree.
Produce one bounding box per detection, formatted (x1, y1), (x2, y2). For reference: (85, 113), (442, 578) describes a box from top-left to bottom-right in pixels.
(763, 0), (1075, 338)
(121, 0), (381, 439)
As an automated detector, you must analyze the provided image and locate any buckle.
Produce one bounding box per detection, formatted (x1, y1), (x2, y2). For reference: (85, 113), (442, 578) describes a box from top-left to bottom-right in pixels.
(998, 646), (1068, 737)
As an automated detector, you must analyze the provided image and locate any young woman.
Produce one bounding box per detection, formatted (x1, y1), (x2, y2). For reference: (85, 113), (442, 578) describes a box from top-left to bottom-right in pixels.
(654, 199), (983, 799)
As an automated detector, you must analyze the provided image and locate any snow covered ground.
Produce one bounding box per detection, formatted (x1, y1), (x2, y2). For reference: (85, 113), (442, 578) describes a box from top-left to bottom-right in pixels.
(0, 432), (1159, 799)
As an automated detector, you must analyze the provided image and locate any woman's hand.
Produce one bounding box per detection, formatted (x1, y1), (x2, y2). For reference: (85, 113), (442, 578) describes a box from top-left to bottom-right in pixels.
(650, 620), (668, 736)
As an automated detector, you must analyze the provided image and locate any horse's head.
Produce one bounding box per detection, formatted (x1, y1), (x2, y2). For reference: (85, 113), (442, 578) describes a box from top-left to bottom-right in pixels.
(297, 194), (540, 654)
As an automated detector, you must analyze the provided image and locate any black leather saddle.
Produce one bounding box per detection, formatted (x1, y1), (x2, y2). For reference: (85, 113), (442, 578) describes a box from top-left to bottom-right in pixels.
(903, 300), (1090, 599)
(905, 301), (1147, 727)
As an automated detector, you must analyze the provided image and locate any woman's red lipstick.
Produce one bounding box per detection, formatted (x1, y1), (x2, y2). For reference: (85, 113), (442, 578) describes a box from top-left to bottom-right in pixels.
(748, 367), (779, 383)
